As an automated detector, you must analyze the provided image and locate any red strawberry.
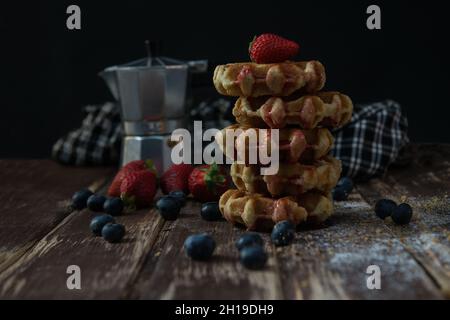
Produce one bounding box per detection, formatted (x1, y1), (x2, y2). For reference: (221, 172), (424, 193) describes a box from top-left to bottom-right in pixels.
(188, 163), (230, 203)
(160, 163), (194, 194)
(120, 170), (157, 208)
(108, 160), (156, 197)
(249, 33), (299, 64)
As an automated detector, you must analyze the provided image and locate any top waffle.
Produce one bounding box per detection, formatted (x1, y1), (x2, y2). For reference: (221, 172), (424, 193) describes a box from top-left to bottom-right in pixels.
(213, 61), (326, 97)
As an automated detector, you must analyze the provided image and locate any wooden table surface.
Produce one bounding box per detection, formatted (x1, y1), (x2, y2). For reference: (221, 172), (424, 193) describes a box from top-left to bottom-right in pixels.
(0, 144), (449, 300)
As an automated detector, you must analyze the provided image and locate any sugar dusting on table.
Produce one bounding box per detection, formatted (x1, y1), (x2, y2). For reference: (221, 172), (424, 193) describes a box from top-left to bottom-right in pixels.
(328, 240), (429, 282)
(335, 201), (371, 210)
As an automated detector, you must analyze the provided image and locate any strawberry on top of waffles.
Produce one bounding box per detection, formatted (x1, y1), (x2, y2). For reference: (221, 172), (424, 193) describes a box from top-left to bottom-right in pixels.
(249, 33), (300, 64)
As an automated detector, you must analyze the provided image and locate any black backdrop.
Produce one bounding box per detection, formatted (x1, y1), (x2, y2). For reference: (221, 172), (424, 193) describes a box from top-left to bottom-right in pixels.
(1, 0), (449, 158)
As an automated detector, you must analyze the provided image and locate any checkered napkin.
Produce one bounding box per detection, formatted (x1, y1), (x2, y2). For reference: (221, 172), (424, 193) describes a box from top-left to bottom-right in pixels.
(331, 99), (409, 180)
(52, 100), (409, 180)
(51, 102), (122, 165)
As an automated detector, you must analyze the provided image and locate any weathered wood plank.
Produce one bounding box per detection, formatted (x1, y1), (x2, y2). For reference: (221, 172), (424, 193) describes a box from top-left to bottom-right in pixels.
(275, 191), (443, 299)
(0, 160), (113, 273)
(130, 146), (449, 299)
(130, 200), (284, 300)
(356, 144), (450, 298)
(1, 144), (448, 300)
(0, 183), (165, 299)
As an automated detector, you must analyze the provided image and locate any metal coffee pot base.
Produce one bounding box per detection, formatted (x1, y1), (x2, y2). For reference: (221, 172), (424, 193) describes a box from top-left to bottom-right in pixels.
(121, 136), (174, 173)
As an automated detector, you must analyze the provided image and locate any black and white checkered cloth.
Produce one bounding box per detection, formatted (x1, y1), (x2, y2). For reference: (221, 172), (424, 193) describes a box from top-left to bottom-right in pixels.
(52, 102), (122, 165)
(52, 99), (409, 180)
(331, 99), (409, 180)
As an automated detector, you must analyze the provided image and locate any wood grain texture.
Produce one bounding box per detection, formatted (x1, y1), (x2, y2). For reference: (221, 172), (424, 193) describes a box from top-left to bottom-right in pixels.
(356, 144), (450, 298)
(0, 160), (113, 273)
(130, 200), (284, 300)
(275, 191), (442, 299)
(0, 185), (165, 299)
(0, 145), (449, 299)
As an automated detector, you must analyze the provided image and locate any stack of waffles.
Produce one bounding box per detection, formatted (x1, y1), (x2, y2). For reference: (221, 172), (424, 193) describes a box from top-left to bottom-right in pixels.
(213, 60), (353, 231)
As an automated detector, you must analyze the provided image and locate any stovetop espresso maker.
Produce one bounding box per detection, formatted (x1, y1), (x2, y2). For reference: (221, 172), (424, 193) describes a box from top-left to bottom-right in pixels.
(100, 47), (207, 173)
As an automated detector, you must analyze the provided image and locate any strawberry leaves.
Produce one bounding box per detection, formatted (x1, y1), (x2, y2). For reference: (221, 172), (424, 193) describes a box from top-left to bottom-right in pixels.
(204, 163), (226, 192)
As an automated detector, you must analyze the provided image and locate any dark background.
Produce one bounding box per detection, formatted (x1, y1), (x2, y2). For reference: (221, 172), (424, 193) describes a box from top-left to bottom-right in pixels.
(1, 0), (449, 158)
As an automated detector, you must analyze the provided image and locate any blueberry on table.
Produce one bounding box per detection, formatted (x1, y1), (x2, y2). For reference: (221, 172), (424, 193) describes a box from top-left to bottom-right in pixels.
(103, 198), (124, 216)
(273, 220), (295, 232)
(90, 214), (115, 236)
(332, 186), (349, 201)
(337, 176), (354, 194)
(271, 220), (296, 246)
(240, 246), (268, 270)
(102, 223), (126, 243)
(236, 232), (264, 251)
(87, 194), (107, 212)
(200, 202), (222, 221)
(391, 203), (413, 225)
(71, 189), (94, 210)
(375, 199), (397, 219)
(157, 196), (181, 220)
(184, 234), (216, 260)
(168, 190), (187, 206)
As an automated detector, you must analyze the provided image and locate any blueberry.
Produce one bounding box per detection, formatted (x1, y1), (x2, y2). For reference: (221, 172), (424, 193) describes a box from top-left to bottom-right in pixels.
(240, 246), (268, 269)
(391, 203), (413, 225)
(90, 214), (115, 236)
(273, 220), (296, 232)
(71, 189), (93, 210)
(184, 234), (216, 260)
(332, 186), (349, 201)
(168, 191), (186, 206)
(375, 199), (397, 219)
(236, 232), (264, 251)
(271, 220), (295, 246)
(102, 223), (126, 243)
(200, 202), (222, 221)
(337, 176), (354, 194)
(87, 194), (107, 212)
(103, 198), (124, 216)
(156, 196), (180, 220)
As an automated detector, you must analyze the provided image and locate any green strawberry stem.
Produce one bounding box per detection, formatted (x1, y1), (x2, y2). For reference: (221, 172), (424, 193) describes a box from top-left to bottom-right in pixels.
(144, 158), (159, 186)
(144, 159), (157, 176)
(121, 193), (137, 211)
(204, 163), (226, 192)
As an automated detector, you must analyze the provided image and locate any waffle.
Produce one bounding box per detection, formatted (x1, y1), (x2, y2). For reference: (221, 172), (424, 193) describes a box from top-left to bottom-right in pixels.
(213, 60), (326, 97)
(215, 124), (333, 164)
(219, 189), (333, 230)
(231, 156), (341, 197)
(233, 91), (353, 129)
